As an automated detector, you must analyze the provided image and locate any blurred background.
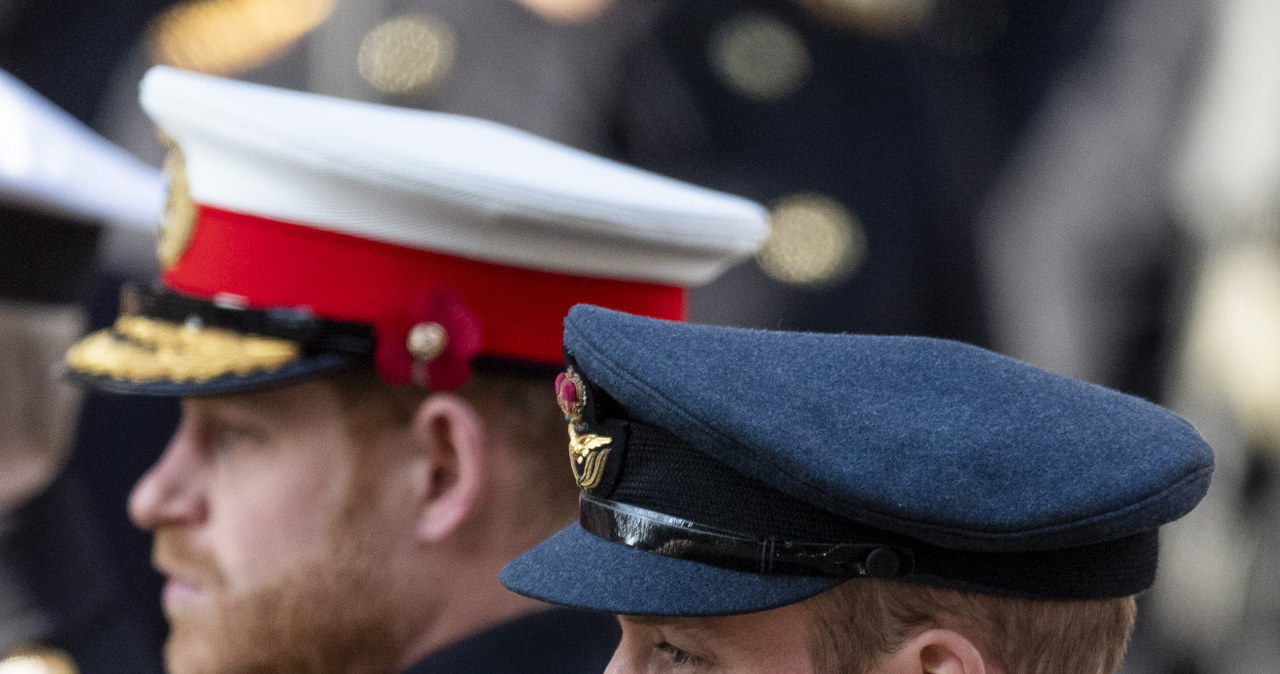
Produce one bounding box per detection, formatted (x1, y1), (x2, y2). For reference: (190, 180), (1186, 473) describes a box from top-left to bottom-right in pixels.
(2, 0), (1277, 672)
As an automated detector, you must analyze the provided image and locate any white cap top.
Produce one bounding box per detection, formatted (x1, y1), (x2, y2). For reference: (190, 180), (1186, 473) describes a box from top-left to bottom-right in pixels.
(0, 70), (165, 230)
(139, 66), (768, 285)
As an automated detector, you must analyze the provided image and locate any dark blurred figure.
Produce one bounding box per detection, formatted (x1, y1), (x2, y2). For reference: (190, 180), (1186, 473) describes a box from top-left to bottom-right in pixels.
(634, 0), (999, 340)
(103, 0), (679, 160)
(1143, 0), (1280, 671)
(0, 67), (169, 671)
(646, 0), (1120, 342)
(3, 3), (179, 671)
(975, 0), (1208, 401)
(103, 0), (1116, 347)
(965, 0), (1280, 671)
(0, 0), (176, 123)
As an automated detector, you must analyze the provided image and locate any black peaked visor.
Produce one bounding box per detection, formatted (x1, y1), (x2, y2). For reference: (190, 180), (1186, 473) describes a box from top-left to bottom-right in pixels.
(65, 283), (376, 396)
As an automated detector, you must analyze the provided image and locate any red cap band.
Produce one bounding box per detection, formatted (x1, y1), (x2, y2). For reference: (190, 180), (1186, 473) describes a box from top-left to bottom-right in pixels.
(163, 206), (687, 366)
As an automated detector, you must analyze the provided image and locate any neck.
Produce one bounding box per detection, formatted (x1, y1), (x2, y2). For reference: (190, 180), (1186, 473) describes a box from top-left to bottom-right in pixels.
(395, 488), (575, 670)
(395, 561), (554, 669)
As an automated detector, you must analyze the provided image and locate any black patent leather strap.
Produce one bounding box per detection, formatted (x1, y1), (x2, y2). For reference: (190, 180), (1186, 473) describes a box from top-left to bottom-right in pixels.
(580, 494), (914, 579)
(122, 283), (376, 355)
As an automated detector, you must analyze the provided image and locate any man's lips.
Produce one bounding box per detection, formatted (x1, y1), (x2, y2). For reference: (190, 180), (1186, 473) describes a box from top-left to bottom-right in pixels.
(161, 571), (206, 605)
(153, 531), (224, 606)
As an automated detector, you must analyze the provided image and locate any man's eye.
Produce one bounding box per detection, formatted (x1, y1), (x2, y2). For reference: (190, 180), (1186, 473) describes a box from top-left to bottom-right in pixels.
(210, 423), (262, 451)
(656, 641), (700, 668)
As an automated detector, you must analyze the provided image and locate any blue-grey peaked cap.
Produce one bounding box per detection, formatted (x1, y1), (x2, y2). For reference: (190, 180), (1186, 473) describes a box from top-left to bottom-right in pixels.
(501, 305), (1214, 615)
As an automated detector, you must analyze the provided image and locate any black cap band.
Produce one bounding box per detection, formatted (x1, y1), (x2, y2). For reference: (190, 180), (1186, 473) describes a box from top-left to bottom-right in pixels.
(581, 494), (915, 578)
(578, 388), (1162, 599)
(122, 283), (376, 356)
(64, 284), (381, 397)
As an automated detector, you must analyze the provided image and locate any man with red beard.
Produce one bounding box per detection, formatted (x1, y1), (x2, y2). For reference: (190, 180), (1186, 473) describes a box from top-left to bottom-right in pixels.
(63, 66), (768, 674)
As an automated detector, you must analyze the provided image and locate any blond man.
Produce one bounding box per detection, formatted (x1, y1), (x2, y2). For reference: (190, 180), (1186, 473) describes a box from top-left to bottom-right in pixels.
(502, 305), (1215, 673)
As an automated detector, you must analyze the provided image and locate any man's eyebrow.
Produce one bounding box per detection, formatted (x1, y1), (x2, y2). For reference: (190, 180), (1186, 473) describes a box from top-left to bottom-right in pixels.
(619, 615), (716, 638)
(620, 615), (670, 626)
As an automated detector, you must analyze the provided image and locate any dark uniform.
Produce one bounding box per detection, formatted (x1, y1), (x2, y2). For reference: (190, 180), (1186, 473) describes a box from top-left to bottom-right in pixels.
(0, 69), (167, 674)
(404, 609), (619, 674)
(2, 3), (180, 668)
(0, 472), (162, 673)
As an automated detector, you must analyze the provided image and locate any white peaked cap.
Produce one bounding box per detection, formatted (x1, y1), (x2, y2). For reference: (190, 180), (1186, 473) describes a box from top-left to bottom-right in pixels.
(139, 66), (768, 285)
(0, 70), (164, 230)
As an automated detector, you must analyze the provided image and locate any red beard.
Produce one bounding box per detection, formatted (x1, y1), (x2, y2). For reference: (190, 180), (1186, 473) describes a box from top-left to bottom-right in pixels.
(153, 519), (420, 674)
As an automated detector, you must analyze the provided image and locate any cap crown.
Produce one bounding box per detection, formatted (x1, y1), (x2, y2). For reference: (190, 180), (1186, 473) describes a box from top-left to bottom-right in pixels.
(65, 68), (768, 394)
(563, 305), (1214, 552)
(141, 66), (767, 285)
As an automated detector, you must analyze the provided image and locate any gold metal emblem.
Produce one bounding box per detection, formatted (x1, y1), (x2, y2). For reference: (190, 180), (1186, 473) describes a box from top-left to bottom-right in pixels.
(569, 424), (613, 491)
(65, 315), (300, 383)
(407, 321), (448, 362)
(158, 134), (197, 270)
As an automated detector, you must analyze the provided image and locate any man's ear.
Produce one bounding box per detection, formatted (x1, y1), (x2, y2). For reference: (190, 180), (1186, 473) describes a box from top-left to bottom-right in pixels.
(409, 392), (487, 543)
(877, 629), (991, 674)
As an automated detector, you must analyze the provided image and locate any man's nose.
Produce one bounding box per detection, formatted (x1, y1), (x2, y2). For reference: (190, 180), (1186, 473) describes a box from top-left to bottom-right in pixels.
(128, 419), (208, 531)
(602, 642), (633, 674)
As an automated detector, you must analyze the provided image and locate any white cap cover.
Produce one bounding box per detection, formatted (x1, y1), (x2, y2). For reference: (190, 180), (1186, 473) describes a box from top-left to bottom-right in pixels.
(140, 66), (768, 285)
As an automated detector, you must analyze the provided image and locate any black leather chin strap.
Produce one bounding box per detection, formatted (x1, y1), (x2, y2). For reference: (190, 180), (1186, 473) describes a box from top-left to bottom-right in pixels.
(579, 493), (915, 579)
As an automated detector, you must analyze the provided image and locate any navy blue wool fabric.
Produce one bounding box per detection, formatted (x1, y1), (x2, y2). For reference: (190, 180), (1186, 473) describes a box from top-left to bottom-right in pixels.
(560, 305), (1213, 552)
(501, 524), (841, 617)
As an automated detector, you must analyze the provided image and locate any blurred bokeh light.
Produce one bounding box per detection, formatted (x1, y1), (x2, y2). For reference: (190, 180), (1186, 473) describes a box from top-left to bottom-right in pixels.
(358, 14), (457, 95)
(795, 0), (936, 39)
(151, 0), (337, 76)
(709, 11), (812, 102)
(757, 192), (865, 288)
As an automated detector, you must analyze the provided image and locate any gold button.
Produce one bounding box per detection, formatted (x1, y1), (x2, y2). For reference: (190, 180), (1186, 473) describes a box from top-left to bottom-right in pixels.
(358, 14), (457, 94)
(709, 12), (812, 102)
(757, 192), (866, 288)
(407, 322), (448, 362)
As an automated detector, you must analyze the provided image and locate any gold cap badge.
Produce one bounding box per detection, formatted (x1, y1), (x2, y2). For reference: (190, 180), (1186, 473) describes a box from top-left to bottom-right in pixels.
(556, 368), (613, 491)
(158, 134), (196, 270)
(569, 424), (612, 491)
